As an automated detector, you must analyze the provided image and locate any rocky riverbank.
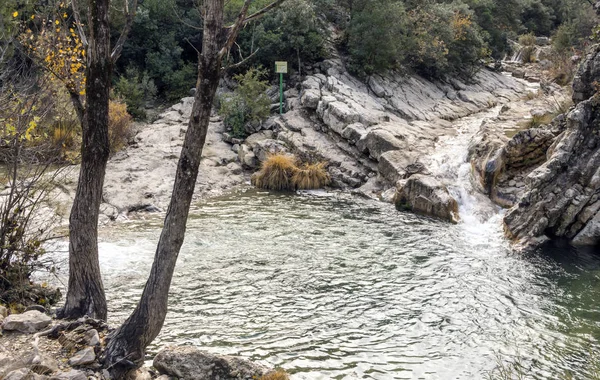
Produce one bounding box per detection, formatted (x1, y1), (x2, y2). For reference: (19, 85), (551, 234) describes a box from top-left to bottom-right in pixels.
(42, 48), (580, 242)
(0, 308), (283, 380)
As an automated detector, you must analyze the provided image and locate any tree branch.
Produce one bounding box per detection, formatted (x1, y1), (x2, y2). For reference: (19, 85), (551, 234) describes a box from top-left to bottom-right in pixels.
(239, 0), (285, 25)
(111, 0), (139, 63)
(223, 48), (259, 71)
(70, 0), (88, 47)
(218, 0), (253, 59)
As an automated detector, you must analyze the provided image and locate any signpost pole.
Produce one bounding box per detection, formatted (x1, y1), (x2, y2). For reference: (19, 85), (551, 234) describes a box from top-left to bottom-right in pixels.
(279, 72), (283, 114)
(275, 61), (287, 115)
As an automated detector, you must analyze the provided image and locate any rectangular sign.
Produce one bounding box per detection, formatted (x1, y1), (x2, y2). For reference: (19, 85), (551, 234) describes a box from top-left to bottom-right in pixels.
(275, 61), (288, 74)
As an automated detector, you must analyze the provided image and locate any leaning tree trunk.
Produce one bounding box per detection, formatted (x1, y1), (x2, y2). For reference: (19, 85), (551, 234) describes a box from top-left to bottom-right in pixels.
(57, 0), (111, 321)
(101, 1), (225, 375)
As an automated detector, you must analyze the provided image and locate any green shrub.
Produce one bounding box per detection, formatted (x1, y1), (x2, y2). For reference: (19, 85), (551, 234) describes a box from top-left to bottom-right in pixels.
(232, 0), (325, 74)
(114, 67), (157, 120)
(407, 2), (487, 78)
(219, 68), (270, 138)
(347, 0), (409, 75)
(518, 33), (536, 46)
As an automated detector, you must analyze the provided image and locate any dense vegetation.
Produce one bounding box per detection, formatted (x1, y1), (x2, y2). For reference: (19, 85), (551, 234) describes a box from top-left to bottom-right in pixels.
(2, 0), (595, 117)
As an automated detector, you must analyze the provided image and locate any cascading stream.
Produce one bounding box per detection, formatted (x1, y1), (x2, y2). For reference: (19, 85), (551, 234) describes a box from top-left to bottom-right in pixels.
(426, 107), (505, 234)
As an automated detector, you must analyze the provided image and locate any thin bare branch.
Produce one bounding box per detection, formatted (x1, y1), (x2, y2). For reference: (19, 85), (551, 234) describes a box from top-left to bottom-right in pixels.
(111, 0), (139, 63)
(71, 0), (88, 47)
(218, 0), (253, 59)
(172, 2), (203, 30)
(223, 48), (260, 71)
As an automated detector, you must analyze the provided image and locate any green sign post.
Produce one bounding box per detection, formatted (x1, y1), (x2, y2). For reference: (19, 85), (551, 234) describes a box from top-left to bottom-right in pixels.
(275, 61), (288, 114)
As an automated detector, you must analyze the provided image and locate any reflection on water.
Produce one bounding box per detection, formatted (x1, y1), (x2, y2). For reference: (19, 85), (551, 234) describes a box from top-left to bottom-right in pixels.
(47, 190), (600, 379)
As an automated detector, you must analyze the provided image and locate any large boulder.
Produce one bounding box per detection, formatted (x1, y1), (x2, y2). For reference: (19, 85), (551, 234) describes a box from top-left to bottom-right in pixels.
(2, 311), (51, 333)
(468, 120), (557, 208)
(393, 174), (460, 223)
(153, 347), (270, 380)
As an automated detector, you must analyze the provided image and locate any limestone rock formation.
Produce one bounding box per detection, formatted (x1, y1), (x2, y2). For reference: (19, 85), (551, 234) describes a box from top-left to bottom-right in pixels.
(468, 121), (559, 208)
(393, 175), (460, 223)
(504, 98), (600, 247)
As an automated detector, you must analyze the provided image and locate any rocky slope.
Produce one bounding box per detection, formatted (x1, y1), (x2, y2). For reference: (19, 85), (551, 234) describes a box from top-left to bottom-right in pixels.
(502, 45), (600, 248)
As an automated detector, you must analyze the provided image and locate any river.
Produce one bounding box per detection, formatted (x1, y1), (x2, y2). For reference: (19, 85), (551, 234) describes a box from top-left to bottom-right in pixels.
(43, 188), (599, 379)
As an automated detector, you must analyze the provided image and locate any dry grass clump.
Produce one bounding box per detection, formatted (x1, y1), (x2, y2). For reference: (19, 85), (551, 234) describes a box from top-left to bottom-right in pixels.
(251, 154), (297, 190)
(251, 153), (330, 191)
(108, 99), (133, 154)
(292, 162), (330, 190)
(260, 369), (290, 380)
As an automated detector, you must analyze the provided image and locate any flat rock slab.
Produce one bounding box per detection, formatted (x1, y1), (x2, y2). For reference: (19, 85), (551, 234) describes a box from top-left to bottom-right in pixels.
(2, 311), (51, 333)
(154, 346), (270, 380)
(68, 347), (96, 366)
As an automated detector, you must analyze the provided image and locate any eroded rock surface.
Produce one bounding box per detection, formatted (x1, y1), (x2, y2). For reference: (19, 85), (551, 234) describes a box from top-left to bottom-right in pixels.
(504, 98), (600, 247)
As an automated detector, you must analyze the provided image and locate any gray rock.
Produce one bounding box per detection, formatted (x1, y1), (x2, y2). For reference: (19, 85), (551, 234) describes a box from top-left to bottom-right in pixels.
(0, 305), (7, 318)
(4, 368), (46, 380)
(535, 36), (551, 46)
(378, 151), (411, 183)
(341, 123), (367, 145)
(573, 209), (600, 246)
(356, 129), (405, 160)
(153, 346), (270, 380)
(68, 347), (96, 366)
(251, 140), (287, 163)
(368, 76), (387, 98)
(300, 89), (320, 109)
(127, 368), (153, 380)
(30, 353), (58, 375)
(84, 329), (100, 346)
(394, 174), (460, 223)
(504, 98), (600, 246)
(238, 145), (257, 169)
(49, 370), (88, 380)
(2, 311), (51, 333)
(512, 69), (525, 79)
(573, 44), (600, 104)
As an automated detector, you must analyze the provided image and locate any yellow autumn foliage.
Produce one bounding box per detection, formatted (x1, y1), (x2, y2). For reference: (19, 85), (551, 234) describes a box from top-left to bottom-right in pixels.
(19, 5), (86, 97)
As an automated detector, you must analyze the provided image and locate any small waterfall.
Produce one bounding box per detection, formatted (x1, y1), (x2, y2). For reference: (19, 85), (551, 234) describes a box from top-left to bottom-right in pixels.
(426, 108), (506, 237)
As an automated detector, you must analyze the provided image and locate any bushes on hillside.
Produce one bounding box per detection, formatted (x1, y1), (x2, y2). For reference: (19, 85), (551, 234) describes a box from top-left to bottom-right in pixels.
(346, 1), (487, 78)
(114, 67), (157, 120)
(233, 0), (325, 74)
(347, 0), (409, 75)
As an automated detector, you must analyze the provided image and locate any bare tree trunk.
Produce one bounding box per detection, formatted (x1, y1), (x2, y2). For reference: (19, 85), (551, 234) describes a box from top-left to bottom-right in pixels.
(101, 1), (225, 375)
(56, 0), (111, 321)
(101, 0), (284, 375)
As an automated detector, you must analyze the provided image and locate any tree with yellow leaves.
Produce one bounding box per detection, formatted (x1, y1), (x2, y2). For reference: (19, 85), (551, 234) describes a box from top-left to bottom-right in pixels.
(15, 0), (138, 321)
